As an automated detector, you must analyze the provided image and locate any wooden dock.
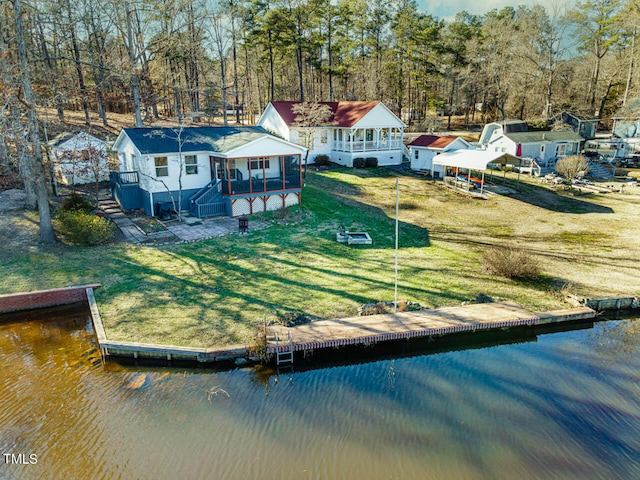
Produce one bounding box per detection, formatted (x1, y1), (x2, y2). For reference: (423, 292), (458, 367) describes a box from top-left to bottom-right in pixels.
(266, 301), (597, 360)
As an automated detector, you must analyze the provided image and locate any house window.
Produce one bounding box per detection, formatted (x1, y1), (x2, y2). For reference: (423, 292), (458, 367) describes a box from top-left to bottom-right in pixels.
(185, 155), (198, 175)
(250, 159), (270, 170)
(321, 131), (328, 143)
(557, 144), (566, 157)
(414, 150), (419, 159)
(154, 156), (168, 177)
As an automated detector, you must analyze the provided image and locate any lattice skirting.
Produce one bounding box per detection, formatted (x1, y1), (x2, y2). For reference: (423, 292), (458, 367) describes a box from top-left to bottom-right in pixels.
(231, 193), (300, 216)
(284, 193), (300, 207)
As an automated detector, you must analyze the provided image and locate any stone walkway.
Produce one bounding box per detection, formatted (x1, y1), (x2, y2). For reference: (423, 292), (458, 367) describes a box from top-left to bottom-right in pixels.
(165, 216), (269, 242)
(98, 197), (269, 244)
(98, 198), (148, 243)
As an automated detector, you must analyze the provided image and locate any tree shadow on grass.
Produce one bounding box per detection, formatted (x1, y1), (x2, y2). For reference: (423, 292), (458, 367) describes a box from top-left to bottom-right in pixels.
(492, 177), (614, 214)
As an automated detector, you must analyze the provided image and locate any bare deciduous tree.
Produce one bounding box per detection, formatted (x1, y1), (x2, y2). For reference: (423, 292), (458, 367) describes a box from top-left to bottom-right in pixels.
(12, 0), (56, 243)
(292, 102), (334, 175)
(555, 154), (590, 186)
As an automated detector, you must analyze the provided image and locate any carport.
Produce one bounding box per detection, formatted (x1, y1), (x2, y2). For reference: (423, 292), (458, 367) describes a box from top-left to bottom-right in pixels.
(433, 150), (524, 195)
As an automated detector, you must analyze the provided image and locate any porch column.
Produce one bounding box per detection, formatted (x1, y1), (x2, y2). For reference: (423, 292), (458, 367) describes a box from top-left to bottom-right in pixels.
(375, 127), (381, 150)
(262, 157), (267, 192)
(226, 159), (232, 195)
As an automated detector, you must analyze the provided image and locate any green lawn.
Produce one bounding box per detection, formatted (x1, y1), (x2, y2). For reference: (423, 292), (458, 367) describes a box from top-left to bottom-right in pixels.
(2, 167), (639, 347)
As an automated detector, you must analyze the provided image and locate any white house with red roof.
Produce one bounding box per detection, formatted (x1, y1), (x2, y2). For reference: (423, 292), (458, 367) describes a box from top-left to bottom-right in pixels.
(257, 101), (406, 167)
(408, 135), (473, 178)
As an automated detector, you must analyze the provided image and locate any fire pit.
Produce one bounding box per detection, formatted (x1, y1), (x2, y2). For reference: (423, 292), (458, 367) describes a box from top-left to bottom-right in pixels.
(336, 231), (372, 245)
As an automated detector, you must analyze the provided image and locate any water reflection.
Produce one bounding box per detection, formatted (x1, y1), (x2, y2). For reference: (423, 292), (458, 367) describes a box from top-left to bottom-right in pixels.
(1, 308), (639, 479)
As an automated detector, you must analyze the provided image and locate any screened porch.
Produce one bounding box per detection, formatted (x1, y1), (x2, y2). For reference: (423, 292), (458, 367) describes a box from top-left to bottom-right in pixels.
(212, 154), (302, 196)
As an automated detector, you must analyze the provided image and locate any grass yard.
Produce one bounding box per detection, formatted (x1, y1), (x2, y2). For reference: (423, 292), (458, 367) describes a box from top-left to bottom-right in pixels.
(2, 167), (639, 348)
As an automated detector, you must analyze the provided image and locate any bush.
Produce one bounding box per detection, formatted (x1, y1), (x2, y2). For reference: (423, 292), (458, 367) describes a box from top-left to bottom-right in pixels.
(365, 157), (378, 168)
(314, 154), (330, 166)
(353, 157), (365, 168)
(56, 210), (116, 246)
(483, 245), (540, 280)
(526, 119), (548, 131)
(61, 192), (93, 213)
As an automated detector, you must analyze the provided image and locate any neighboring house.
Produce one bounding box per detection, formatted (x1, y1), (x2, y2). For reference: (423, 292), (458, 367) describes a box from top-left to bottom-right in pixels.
(408, 135), (473, 178)
(603, 99), (640, 160)
(612, 98), (640, 138)
(48, 132), (109, 185)
(548, 111), (599, 139)
(479, 120), (583, 167)
(257, 101), (405, 167)
(111, 126), (307, 218)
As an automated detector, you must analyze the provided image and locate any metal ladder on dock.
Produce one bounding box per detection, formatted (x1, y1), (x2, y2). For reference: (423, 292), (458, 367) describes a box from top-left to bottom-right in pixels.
(274, 331), (294, 366)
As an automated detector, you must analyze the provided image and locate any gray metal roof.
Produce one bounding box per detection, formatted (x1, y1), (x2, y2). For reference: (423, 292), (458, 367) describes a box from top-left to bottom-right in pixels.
(121, 126), (273, 155)
(504, 131), (583, 143)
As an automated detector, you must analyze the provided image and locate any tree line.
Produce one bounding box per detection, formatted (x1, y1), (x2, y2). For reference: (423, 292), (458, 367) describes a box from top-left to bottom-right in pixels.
(2, 0), (638, 130)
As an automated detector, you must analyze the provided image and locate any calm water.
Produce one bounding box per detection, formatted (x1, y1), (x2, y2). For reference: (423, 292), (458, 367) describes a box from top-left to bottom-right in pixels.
(1, 308), (640, 480)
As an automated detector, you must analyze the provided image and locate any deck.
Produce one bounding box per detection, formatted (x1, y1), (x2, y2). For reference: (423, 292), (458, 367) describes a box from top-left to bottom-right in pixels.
(267, 301), (546, 354)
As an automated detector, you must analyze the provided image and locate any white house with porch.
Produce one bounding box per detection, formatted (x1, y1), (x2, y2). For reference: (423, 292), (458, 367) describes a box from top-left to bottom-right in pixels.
(409, 135), (473, 178)
(479, 120), (583, 172)
(257, 101), (406, 167)
(112, 126), (307, 218)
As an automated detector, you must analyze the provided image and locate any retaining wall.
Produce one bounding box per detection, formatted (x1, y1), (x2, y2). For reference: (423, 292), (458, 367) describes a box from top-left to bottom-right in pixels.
(0, 285), (101, 314)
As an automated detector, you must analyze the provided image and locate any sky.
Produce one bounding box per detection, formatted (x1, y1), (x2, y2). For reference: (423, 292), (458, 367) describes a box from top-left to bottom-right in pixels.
(419, 0), (577, 21)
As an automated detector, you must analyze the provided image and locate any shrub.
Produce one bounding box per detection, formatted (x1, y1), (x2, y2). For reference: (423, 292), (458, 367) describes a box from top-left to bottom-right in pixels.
(314, 154), (330, 166)
(555, 155), (590, 185)
(483, 245), (540, 280)
(365, 157), (378, 168)
(353, 157), (366, 168)
(526, 119), (548, 131)
(61, 192), (93, 213)
(275, 310), (310, 326)
(247, 326), (269, 363)
(56, 210), (116, 246)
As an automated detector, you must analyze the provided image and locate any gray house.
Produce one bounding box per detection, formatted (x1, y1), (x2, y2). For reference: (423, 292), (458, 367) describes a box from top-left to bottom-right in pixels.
(612, 99), (640, 138)
(549, 112), (599, 139)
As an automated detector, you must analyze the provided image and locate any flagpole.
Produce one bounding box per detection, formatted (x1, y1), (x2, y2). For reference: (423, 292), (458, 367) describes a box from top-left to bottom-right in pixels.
(394, 177), (399, 313)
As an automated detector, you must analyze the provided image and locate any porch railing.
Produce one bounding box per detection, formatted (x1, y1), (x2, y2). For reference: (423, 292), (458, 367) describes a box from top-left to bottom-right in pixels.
(190, 180), (225, 218)
(194, 201), (227, 218)
(332, 139), (404, 153)
(110, 171), (139, 185)
(190, 179), (222, 205)
(222, 174), (301, 195)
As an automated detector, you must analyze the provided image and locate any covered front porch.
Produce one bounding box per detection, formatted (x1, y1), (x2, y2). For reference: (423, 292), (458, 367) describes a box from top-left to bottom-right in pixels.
(331, 127), (403, 153)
